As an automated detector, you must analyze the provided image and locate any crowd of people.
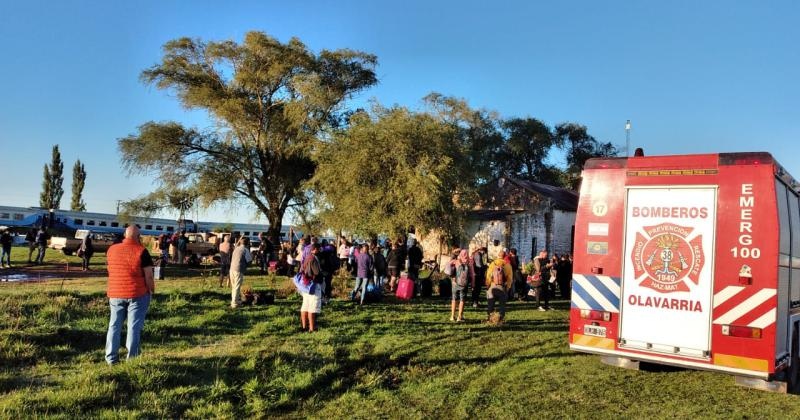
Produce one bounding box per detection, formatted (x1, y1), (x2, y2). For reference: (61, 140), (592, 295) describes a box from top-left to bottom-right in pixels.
(219, 234), (574, 329)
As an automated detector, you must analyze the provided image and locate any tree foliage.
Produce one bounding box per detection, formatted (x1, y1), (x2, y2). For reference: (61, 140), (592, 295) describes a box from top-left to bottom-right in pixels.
(555, 123), (619, 188)
(40, 145), (64, 210)
(312, 101), (481, 242)
(118, 31), (377, 242)
(70, 159), (87, 211)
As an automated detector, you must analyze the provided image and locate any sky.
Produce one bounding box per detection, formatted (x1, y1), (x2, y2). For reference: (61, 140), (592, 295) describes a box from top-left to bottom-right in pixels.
(1, 0), (798, 225)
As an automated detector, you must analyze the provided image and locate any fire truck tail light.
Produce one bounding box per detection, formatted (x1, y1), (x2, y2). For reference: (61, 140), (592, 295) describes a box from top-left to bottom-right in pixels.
(580, 309), (611, 322)
(721, 325), (762, 339)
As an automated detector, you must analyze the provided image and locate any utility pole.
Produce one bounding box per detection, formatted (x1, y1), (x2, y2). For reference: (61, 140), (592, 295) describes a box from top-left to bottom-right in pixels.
(625, 120), (632, 157)
(116, 200), (123, 215)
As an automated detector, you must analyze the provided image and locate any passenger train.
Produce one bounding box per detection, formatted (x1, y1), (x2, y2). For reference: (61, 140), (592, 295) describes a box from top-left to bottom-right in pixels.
(0, 205), (296, 243)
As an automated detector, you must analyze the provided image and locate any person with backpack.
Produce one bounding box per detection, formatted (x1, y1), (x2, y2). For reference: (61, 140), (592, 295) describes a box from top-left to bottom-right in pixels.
(450, 249), (473, 322)
(300, 243), (324, 332)
(485, 250), (513, 322)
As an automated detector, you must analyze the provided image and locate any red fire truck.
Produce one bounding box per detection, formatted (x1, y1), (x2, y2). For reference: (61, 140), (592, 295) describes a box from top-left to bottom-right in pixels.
(569, 152), (800, 392)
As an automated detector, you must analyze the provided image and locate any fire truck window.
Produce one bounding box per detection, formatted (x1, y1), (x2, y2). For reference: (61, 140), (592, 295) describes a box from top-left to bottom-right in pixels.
(776, 180), (790, 256)
(789, 191), (800, 259)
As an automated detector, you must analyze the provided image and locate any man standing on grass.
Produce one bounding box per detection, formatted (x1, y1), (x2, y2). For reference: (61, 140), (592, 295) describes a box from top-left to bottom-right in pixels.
(229, 237), (252, 308)
(105, 225), (155, 364)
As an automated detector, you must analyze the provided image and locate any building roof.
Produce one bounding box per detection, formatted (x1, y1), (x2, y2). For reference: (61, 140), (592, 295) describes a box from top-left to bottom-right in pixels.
(503, 176), (579, 211)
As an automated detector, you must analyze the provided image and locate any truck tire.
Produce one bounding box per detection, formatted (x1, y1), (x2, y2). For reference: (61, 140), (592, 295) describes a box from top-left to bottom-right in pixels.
(788, 326), (800, 394)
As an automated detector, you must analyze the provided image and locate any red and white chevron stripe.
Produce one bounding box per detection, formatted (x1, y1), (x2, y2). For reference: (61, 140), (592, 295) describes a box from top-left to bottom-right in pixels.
(712, 286), (777, 329)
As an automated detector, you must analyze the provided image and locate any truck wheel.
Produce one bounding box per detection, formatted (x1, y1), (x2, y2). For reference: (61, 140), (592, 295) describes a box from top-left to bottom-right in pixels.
(789, 326), (800, 394)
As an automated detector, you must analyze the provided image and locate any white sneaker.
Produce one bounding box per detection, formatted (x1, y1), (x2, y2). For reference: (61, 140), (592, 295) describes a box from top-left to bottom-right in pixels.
(538, 306), (546, 312)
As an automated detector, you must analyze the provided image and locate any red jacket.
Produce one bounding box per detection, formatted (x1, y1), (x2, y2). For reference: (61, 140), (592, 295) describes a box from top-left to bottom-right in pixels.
(107, 239), (149, 298)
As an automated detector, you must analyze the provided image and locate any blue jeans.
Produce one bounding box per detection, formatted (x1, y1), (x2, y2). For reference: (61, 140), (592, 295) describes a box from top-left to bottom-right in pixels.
(105, 294), (151, 364)
(0, 247), (10, 266)
(351, 277), (371, 304)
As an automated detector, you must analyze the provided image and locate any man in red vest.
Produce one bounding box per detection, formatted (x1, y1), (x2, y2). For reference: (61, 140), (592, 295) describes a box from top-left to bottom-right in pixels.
(105, 225), (155, 364)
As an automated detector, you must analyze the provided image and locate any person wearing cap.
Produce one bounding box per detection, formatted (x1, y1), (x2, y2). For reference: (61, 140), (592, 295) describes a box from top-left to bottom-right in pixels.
(105, 225), (155, 364)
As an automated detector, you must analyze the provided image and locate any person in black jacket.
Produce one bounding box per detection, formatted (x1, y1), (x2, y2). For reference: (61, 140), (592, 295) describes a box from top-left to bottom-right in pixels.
(0, 229), (13, 268)
(556, 253), (573, 299)
(79, 234), (94, 271)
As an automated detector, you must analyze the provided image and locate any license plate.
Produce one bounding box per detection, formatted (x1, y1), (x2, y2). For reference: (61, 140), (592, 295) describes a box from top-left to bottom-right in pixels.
(584, 325), (607, 337)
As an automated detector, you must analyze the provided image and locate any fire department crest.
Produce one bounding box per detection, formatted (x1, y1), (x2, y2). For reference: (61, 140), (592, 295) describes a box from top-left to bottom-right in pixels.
(630, 222), (704, 293)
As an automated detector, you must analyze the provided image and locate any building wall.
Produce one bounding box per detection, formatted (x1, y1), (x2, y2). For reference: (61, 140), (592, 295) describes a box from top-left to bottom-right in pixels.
(464, 220), (506, 260)
(506, 209), (575, 264)
(552, 209), (576, 256)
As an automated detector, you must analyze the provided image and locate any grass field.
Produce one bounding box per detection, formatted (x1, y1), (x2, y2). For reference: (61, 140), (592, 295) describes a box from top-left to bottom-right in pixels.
(2, 247), (800, 418)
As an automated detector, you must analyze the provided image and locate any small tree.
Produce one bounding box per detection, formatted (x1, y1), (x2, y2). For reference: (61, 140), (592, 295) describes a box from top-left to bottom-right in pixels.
(40, 145), (64, 210)
(71, 159), (87, 211)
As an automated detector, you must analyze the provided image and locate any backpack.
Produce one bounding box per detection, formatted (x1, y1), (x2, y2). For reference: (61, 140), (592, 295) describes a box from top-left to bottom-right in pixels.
(455, 263), (469, 287)
(491, 265), (505, 286)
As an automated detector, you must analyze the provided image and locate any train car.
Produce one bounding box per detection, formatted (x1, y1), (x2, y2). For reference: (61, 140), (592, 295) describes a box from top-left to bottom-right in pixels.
(569, 152), (800, 392)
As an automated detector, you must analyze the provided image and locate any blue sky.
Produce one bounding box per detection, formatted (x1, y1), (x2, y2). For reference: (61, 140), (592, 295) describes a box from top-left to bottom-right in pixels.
(1, 1), (798, 225)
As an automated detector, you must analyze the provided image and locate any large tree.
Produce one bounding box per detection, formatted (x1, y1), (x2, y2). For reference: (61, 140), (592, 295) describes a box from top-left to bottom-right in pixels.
(70, 159), (87, 211)
(40, 145), (64, 210)
(312, 102), (479, 243)
(118, 31), (377, 242)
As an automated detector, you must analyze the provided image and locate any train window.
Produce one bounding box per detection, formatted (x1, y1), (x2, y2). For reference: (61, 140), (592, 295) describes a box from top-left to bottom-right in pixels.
(75, 219), (83, 225)
(156, 225), (163, 230)
(145, 225), (153, 230)
(0, 213), (9, 219)
(111, 222), (119, 227)
(99, 221), (107, 226)
(166, 226), (174, 232)
(14, 213), (24, 220)
(244, 231), (250, 236)
(136, 224), (141, 228)
(87, 220), (96, 226)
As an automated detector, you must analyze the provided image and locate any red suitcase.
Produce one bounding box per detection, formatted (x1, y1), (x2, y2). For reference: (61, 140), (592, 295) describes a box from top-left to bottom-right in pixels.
(396, 277), (414, 300)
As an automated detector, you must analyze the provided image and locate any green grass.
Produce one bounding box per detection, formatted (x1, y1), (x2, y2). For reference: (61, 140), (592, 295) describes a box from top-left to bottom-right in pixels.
(2, 253), (800, 418)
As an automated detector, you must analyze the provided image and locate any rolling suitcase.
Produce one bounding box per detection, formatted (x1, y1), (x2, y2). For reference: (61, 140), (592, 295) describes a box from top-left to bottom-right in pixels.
(396, 277), (414, 300)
